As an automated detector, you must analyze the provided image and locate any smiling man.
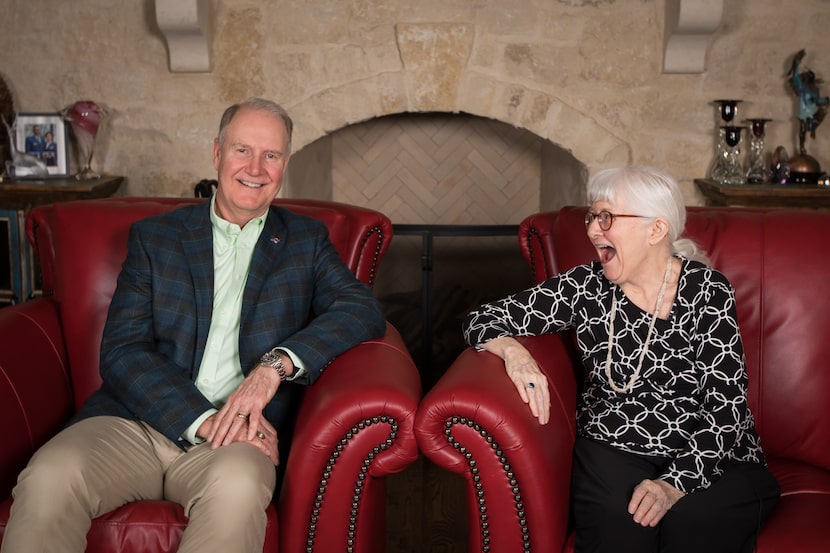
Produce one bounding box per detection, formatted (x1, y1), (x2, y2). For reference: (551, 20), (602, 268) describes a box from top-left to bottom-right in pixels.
(0, 98), (386, 553)
(212, 100), (292, 226)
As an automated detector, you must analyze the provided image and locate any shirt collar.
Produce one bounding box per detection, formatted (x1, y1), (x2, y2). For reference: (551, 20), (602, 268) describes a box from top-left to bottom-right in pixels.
(209, 194), (268, 238)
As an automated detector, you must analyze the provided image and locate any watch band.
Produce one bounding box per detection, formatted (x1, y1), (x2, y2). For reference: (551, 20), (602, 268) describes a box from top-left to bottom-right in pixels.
(259, 348), (287, 382)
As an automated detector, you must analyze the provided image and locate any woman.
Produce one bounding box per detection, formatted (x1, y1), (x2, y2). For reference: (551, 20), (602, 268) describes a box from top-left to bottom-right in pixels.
(42, 131), (58, 166)
(463, 166), (779, 553)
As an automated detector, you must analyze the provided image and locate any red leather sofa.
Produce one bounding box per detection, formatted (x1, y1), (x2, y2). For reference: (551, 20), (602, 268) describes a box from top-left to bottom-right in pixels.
(415, 205), (830, 552)
(0, 197), (422, 553)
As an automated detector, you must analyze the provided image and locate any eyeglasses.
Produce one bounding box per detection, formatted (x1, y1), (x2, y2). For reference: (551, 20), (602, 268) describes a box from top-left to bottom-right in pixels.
(584, 210), (646, 231)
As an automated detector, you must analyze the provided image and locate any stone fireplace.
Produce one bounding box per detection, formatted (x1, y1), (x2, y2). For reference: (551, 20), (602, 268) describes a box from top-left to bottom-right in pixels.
(288, 111), (586, 382)
(268, 17), (677, 391)
(287, 111), (593, 552)
(278, 20), (635, 198)
(273, 22), (638, 376)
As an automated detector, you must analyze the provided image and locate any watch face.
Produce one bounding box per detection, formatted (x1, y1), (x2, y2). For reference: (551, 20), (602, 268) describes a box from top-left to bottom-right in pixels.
(261, 351), (279, 366)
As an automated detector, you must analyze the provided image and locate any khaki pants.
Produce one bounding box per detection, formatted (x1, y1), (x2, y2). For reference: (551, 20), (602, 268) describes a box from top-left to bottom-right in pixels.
(1, 416), (276, 553)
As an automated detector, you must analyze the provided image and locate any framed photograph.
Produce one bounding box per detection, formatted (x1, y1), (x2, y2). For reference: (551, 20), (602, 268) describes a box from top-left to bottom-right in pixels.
(13, 113), (70, 178)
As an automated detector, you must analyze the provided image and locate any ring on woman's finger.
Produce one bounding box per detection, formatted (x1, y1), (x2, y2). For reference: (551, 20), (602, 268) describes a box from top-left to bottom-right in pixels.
(527, 382), (536, 389)
(256, 431), (266, 441)
(237, 412), (249, 419)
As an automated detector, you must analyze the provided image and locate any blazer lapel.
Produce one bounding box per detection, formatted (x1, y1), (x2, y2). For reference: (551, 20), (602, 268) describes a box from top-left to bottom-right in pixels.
(239, 207), (288, 370)
(243, 206), (285, 306)
(181, 202), (215, 374)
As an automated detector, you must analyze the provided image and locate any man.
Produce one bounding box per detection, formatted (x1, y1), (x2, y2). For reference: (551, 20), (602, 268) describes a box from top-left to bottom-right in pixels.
(0, 98), (386, 553)
(24, 124), (45, 159)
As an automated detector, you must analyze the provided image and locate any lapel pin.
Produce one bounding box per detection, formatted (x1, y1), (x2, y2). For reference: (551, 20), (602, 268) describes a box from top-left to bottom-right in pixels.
(271, 236), (280, 244)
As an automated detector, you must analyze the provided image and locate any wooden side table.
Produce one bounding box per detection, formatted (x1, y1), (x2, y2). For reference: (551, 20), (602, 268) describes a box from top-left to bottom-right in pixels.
(695, 178), (830, 208)
(0, 175), (124, 305)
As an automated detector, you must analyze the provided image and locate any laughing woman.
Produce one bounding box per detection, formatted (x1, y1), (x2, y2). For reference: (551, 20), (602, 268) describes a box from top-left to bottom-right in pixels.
(463, 166), (779, 553)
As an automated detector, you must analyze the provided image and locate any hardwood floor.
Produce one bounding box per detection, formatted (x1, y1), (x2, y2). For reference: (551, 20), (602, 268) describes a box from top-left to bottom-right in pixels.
(386, 456), (468, 553)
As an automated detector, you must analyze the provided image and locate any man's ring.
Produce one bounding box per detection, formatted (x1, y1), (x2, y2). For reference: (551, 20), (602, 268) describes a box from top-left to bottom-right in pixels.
(237, 413), (249, 419)
(256, 431), (266, 441)
(527, 382), (535, 389)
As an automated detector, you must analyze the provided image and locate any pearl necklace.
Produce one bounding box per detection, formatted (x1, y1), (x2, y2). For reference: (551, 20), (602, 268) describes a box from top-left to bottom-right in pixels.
(604, 256), (673, 394)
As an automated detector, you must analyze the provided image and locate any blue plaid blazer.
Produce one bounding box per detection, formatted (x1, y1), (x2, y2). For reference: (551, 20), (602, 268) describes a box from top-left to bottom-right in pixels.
(74, 201), (386, 445)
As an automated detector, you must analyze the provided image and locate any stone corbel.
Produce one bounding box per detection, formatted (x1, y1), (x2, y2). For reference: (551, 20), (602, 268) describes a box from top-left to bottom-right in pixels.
(663, 0), (724, 74)
(155, 0), (211, 73)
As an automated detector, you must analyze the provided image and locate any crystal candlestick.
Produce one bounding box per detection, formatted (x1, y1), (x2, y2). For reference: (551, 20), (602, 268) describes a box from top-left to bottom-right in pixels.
(708, 100), (743, 183)
(714, 99), (741, 123)
(719, 125), (745, 185)
(745, 118), (771, 184)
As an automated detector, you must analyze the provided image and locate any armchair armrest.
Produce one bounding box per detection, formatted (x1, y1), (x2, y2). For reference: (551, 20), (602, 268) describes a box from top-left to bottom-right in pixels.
(414, 333), (579, 553)
(519, 210), (560, 283)
(0, 298), (72, 498)
(278, 323), (421, 553)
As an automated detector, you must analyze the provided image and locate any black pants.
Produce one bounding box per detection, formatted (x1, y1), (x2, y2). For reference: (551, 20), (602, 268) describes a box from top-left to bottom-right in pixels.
(571, 437), (780, 553)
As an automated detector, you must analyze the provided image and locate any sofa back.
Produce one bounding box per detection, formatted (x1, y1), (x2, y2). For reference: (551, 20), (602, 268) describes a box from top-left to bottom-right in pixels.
(519, 205), (830, 470)
(26, 197), (393, 411)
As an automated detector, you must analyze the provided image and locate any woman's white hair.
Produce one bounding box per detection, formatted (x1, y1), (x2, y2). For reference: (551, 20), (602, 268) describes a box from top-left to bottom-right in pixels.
(586, 166), (710, 264)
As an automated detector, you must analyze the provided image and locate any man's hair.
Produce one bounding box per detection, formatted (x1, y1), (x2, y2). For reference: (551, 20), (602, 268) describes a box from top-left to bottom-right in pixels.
(217, 98), (293, 153)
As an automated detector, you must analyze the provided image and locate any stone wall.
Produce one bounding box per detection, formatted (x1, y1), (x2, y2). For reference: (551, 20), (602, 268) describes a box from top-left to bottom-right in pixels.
(1, 0), (828, 204)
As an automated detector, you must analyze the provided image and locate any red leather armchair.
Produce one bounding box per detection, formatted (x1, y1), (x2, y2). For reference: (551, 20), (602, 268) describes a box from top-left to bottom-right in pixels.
(416, 205), (830, 552)
(0, 197), (421, 553)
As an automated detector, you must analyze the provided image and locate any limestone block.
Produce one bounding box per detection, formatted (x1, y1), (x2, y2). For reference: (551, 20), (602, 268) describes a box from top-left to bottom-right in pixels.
(395, 23), (474, 111)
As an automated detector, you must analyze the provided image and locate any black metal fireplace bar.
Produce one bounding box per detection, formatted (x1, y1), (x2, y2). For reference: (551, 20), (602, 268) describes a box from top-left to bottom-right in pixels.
(390, 223), (519, 376)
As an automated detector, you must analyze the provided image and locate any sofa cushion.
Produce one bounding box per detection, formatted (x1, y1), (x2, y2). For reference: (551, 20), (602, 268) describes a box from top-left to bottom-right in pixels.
(0, 497), (278, 553)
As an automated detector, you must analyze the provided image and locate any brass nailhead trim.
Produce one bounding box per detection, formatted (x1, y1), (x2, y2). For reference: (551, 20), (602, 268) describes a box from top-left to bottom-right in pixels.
(357, 227), (384, 286)
(305, 415), (398, 553)
(445, 417), (531, 553)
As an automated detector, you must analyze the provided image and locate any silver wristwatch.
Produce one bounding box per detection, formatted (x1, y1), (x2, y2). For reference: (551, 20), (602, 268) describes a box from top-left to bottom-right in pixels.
(259, 348), (287, 382)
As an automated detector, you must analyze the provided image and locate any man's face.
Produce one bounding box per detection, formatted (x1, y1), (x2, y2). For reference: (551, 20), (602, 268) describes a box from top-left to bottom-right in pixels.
(212, 107), (291, 227)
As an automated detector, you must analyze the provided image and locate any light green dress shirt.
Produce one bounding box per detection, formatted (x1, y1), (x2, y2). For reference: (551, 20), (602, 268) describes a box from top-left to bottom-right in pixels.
(183, 196), (304, 444)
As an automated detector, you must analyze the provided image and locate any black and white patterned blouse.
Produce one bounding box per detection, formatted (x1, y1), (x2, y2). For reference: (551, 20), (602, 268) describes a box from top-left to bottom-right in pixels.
(464, 257), (766, 493)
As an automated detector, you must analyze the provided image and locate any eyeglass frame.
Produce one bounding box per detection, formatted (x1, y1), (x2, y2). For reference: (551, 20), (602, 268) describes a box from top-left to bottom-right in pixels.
(584, 210), (648, 231)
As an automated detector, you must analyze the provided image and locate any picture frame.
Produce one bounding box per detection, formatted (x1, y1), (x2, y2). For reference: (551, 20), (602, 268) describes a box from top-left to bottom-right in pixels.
(13, 112), (70, 178)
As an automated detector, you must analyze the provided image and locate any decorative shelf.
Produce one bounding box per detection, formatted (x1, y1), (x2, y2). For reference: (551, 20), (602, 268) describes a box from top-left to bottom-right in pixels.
(695, 178), (830, 208)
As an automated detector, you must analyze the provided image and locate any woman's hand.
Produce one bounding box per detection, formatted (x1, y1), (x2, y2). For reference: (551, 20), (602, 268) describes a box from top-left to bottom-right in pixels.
(480, 336), (550, 424)
(628, 479), (685, 527)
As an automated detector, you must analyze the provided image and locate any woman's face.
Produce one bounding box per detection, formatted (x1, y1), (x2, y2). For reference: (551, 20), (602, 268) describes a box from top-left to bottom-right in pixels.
(586, 198), (652, 285)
